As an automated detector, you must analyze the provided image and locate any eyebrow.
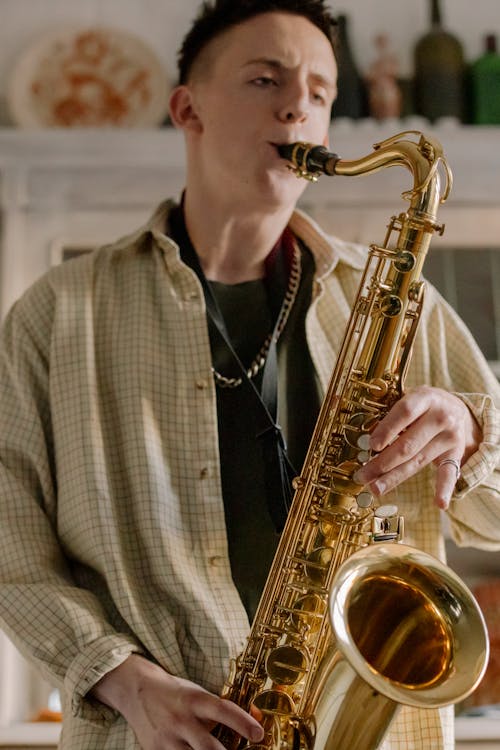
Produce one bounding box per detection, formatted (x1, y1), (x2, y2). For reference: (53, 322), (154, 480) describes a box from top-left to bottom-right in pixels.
(243, 57), (336, 92)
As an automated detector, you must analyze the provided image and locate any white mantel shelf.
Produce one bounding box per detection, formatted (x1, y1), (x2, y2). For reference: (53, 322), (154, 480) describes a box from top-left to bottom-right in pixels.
(0, 121), (499, 205)
(0, 120), (499, 323)
(0, 722), (59, 748)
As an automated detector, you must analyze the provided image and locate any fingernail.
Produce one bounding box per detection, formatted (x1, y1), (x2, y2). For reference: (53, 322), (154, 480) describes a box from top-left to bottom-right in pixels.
(436, 498), (449, 510)
(372, 480), (386, 496)
(353, 470), (365, 484)
(251, 726), (264, 742)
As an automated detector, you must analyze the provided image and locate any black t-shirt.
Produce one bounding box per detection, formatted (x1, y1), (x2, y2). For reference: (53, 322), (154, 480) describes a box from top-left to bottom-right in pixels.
(168, 205), (321, 621)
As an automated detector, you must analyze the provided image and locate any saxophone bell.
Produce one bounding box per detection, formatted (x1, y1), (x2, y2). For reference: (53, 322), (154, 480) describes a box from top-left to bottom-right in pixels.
(315, 543), (489, 750)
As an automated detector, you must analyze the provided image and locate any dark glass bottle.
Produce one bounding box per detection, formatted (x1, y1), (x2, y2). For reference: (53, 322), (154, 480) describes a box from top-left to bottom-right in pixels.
(414, 0), (465, 121)
(470, 35), (500, 124)
(332, 15), (366, 120)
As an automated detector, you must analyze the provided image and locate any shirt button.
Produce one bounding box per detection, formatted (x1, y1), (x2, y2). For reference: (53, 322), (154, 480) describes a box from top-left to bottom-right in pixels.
(208, 555), (223, 567)
(184, 290), (199, 302)
(195, 378), (209, 390)
(199, 467), (210, 479)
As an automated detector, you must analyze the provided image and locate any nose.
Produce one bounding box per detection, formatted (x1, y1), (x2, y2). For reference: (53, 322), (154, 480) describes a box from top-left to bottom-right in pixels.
(277, 83), (309, 124)
(281, 109), (307, 123)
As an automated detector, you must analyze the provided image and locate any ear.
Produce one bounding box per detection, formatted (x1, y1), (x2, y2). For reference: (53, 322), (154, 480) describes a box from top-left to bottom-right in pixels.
(169, 85), (203, 133)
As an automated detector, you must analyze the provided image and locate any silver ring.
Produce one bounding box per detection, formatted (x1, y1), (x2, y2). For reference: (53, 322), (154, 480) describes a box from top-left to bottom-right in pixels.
(438, 458), (461, 481)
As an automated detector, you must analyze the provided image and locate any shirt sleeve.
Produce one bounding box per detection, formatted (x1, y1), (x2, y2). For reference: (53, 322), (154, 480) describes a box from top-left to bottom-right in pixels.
(0, 280), (145, 727)
(415, 283), (500, 549)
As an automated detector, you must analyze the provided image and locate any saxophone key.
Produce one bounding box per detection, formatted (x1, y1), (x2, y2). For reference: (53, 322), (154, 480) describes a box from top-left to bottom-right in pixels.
(378, 293), (403, 318)
(253, 689), (296, 716)
(356, 433), (371, 451)
(290, 594), (325, 635)
(300, 546), (335, 585)
(372, 504), (403, 541)
(393, 250), (416, 272)
(375, 503), (399, 518)
(357, 450), (371, 464)
(356, 490), (374, 509)
(266, 645), (309, 685)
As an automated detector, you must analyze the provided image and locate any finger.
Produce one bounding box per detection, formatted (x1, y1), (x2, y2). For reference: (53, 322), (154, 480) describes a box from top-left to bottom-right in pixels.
(200, 698), (264, 745)
(434, 457), (461, 510)
(184, 720), (235, 750)
(369, 390), (430, 452)
(360, 437), (446, 496)
(250, 704), (263, 722)
(355, 414), (437, 486)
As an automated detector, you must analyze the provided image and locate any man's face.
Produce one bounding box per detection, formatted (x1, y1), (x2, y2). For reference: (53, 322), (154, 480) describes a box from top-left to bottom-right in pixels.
(183, 12), (337, 210)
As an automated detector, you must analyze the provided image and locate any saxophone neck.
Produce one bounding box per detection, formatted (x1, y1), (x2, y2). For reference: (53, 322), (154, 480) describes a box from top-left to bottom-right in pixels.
(280, 130), (453, 219)
(341, 130), (452, 216)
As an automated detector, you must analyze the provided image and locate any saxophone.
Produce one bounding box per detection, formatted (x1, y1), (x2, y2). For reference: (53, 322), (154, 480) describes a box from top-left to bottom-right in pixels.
(214, 132), (489, 750)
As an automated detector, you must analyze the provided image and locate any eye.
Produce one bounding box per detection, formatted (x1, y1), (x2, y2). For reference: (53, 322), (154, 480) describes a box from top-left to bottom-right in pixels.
(312, 90), (327, 105)
(252, 76), (278, 87)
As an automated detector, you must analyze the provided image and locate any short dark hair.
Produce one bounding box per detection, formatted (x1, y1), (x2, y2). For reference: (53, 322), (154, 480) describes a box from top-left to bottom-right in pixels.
(177, 0), (338, 85)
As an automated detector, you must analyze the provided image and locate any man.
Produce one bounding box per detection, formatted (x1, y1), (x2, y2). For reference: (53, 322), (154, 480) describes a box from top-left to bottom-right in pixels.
(0, 1), (499, 749)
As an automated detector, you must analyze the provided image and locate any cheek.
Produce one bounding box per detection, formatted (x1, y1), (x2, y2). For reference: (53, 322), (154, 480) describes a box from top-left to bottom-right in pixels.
(310, 111), (331, 141)
(203, 99), (254, 143)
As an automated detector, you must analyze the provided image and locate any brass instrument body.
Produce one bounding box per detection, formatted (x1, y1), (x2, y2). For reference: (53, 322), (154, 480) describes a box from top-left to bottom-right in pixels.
(214, 133), (488, 750)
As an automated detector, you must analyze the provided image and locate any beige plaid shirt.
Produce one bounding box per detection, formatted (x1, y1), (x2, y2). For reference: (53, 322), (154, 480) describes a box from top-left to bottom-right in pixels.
(0, 201), (499, 749)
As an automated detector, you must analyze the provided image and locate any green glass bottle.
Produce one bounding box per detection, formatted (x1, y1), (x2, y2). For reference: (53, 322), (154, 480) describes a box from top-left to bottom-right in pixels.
(332, 15), (366, 120)
(470, 35), (500, 124)
(414, 0), (465, 121)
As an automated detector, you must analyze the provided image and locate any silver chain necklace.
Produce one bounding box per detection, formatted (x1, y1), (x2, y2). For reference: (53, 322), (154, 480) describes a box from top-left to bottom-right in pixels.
(212, 239), (302, 389)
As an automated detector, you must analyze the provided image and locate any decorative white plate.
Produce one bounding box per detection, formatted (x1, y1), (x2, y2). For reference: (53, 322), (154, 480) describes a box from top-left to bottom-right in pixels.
(7, 26), (171, 128)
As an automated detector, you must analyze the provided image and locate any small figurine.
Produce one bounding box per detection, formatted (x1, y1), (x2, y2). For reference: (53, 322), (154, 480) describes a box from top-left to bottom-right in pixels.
(366, 33), (402, 120)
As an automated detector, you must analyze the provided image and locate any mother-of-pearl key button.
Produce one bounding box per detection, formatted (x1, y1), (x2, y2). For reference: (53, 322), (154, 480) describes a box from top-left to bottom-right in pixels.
(357, 450), (371, 463)
(357, 491), (373, 508)
(357, 434), (371, 451)
(375, 504), (398, 518)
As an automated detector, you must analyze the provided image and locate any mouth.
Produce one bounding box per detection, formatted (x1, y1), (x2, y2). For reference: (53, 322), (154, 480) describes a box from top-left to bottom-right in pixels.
(276, 143), (297, 162)
(270, 142), (294, 164)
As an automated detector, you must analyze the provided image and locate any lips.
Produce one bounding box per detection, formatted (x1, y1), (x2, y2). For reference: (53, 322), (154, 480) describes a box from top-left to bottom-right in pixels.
(270, 142), (293, 161)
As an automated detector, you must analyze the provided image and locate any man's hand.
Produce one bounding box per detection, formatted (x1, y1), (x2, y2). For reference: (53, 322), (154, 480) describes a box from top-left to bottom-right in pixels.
(354, 386), (483, 510)
(91, 654), (264, 750)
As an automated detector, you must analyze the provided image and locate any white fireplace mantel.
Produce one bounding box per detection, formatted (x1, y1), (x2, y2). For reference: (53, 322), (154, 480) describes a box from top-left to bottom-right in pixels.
(0, 121), (499, 317)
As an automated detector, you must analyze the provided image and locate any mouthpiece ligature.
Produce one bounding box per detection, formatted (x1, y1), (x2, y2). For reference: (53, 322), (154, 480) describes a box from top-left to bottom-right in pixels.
(278, 142), (340, 181)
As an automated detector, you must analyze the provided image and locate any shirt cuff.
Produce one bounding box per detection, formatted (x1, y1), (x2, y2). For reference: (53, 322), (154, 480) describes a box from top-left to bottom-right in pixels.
(451, 393), (500, 499)
(64, 634), (145, 727)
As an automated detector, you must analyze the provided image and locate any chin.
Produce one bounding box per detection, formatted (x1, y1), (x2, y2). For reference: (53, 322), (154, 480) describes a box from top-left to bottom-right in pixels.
(258, 171), (307, 210)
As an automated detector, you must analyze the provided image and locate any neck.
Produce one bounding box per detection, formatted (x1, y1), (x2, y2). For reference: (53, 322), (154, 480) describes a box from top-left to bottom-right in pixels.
(182, 189), (295, 284)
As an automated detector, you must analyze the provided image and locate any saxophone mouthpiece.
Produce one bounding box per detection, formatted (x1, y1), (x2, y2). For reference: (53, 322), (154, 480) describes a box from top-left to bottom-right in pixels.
(278, 142), (340, 180)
